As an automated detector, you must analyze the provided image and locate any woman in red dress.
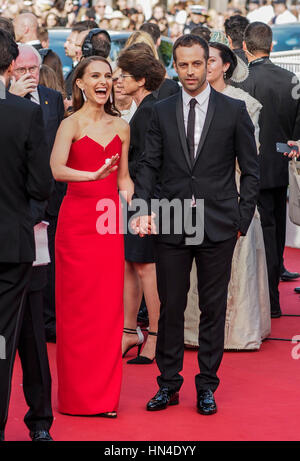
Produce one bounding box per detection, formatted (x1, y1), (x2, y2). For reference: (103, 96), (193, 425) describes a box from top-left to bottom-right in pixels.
(50, 56), (133, 417)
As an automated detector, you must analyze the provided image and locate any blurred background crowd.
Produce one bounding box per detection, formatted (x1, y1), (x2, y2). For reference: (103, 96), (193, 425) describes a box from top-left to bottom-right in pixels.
(1, 0), (300, 40)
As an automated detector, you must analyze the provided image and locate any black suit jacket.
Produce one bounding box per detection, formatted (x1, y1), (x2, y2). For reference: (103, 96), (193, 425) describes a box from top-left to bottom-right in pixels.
(37, 85), (65, 217)
(0, 89), (52, 263)
(129, 93), (157, 181)
(153, 78), (180, 101)
(134, 88), (260, 244)
(235, 57), (300, 189)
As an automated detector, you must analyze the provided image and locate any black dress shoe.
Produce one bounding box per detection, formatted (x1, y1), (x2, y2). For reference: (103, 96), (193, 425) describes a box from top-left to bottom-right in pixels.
(280, 270), (300, 281)
(147, 387), (179, 411)
(30, 430), (53, 441)
(271, 308), (282, 318)
(294, 287), (300, 294)
(0, 430), (4, 441)
(197, 389), (217, 415)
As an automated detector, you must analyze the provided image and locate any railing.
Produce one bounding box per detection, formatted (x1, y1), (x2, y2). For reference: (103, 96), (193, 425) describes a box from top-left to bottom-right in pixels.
(270, 49), (300, 78)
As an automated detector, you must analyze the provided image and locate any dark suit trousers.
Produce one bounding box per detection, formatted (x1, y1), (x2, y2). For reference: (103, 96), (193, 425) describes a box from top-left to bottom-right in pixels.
(0, 263), (53, 432)
(155, 234), (237, 393)
(257, 186), (287, 312)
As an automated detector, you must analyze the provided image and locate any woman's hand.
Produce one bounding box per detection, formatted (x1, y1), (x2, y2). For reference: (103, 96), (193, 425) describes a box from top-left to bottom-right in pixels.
(91, 154), (120, 181)
(286, 141), (300, 159)
(119, 177), (134, 204)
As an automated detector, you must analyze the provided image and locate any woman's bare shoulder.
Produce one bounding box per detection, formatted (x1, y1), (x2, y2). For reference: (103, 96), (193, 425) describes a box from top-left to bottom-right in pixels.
(59, 112), (80, 136)
(113, 116), (130, 138)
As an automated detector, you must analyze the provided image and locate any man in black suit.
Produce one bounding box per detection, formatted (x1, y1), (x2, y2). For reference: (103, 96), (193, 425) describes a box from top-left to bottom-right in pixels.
(132, 35), (260, 415)
(10, 44), (65, 341)
(13, 13), (43, 50)
(0, 30), (53, 441)
(224, 14), (249, 64)
(238, 22), (300, 317)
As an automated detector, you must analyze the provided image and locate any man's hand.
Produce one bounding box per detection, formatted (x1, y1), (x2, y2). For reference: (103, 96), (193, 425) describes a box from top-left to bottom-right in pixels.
(286, 140), (300, 159)
(131, 213), (157, 237)
(9, 75), (37, 97)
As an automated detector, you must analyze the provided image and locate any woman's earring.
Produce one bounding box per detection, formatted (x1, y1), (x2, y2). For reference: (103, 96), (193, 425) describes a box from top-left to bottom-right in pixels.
(81, 89), (87, 102)
(110, 92), (113, 104)
(223, 71), (227, 80)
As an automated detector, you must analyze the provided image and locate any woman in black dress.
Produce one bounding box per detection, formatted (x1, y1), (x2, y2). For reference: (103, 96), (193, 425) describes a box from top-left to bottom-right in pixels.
(118, 43), (165, 364)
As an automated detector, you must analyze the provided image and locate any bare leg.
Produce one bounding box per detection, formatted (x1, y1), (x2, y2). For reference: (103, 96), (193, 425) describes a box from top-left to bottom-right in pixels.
(134, 262), (160, 360)
(122, 260), (143, 355)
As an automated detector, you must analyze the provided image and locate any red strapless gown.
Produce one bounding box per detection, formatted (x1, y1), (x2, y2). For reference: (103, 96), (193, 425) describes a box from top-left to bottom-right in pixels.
(55, 135), (124, 415)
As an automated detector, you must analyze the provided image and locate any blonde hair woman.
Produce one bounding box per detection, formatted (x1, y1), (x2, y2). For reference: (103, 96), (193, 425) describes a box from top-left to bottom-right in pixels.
(124, 30), (159, 60)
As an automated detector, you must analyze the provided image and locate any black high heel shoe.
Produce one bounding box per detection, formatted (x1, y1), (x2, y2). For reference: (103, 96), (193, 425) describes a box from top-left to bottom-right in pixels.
(122, 327), (144, 358)
(127, 331), (157, 364)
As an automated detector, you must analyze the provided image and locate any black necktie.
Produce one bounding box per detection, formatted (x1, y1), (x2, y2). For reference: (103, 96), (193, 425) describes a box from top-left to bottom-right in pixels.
(187, 98), (197, 165)
(24, 93), (32, 100)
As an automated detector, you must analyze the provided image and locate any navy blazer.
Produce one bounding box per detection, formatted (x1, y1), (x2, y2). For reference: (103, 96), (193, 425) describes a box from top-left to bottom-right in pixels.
(37, 85), (66, 217)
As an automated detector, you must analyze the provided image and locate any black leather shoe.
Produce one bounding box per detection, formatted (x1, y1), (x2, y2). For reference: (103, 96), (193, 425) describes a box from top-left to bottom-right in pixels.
(197, 389), (217, 415)
(0, 430), (4, 442)
(30, 430), (53, 441)
(294, 287), (300, 294)
(271, 308), (282, 318)
(147, 387), (179, 411)
(280, 270), (300, 281)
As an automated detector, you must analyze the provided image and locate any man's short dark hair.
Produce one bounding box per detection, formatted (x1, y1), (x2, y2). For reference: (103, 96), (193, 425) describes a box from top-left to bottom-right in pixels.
(140, 22), (161, 44)
(0, 29), (18, 75)
(0, 17), (15, 40)
(191, 25), (211, 43)
(91, 33), (111, 58)
(224, 15), (249, 49)
(173, 34), (209, 62)
(244, 21), (272, 55)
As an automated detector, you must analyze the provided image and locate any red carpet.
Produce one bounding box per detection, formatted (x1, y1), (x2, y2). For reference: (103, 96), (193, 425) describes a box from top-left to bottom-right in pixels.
(5, 247), (300, 441)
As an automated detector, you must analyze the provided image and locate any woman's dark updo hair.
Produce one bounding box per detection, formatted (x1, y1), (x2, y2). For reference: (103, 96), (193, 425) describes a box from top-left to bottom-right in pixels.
(72, 56), (120, 116)
(117, 42), (165, 92)
(209, 42), (237, 80)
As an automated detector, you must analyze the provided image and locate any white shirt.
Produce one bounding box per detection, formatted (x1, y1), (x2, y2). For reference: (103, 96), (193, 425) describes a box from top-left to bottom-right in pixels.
(182, 83), (211, 206)
(120, 100), (137, 123)
(247, 5), (274, 24)
(29, 89), (40, 105)
(274, 9), (297, 24)
(25, 40), (42, 47)
(182, 83), (211, 158)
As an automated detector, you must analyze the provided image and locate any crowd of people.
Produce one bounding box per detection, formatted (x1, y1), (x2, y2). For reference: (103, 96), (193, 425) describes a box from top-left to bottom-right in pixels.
(0, 0), (300, 443)
(1, 0), (300, 40)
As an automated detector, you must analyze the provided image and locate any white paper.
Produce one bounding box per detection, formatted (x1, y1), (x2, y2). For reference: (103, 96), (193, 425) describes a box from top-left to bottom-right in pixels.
(33, 221), (50, 266)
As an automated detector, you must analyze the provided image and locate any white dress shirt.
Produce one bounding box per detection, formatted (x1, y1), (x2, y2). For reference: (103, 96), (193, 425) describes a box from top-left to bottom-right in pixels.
(182, 83), (211, 206)
(182, 83), (211, 158)
(29, 89), (40, 105)
(274, 9), (297, 24)
(247, 5), (274, 24)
